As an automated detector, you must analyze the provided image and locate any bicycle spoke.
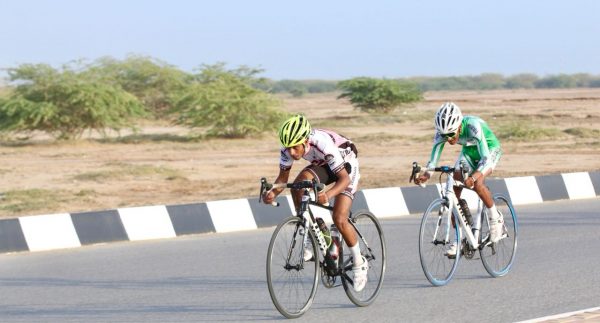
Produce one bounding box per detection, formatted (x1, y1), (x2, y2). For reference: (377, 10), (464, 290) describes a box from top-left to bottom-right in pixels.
(267, 217), (319, 318)
(341, 211), (386, 307)
(419, 199), (460, 286)
(480, 195), (518, 277)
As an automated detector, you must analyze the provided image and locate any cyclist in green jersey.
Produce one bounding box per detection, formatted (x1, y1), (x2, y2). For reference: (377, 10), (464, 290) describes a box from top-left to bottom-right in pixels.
(414, 102), (504, 257)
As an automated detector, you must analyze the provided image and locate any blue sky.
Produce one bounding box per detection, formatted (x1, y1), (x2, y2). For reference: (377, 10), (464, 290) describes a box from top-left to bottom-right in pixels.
(1, 0), (599, 80)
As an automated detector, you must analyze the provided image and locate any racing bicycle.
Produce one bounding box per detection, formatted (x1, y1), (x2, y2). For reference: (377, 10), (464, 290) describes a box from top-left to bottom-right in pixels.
(260, 178), (386, 318)
(409, 162), (518, 286)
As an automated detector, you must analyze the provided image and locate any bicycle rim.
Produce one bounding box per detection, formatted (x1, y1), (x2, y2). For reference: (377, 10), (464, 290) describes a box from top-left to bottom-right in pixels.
(341, 210), (386, 306)
(266, 216), (319, 318)
(480, 194), (518, 277)
(418, 199), (460, 286)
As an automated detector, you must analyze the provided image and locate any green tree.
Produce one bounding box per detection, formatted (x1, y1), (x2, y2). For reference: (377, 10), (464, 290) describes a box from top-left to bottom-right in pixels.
(505, 74), (538, 89)
(473, 73), (506, 90)
(337, 77), (422, 113)
(87, 55), (190, 117)
(535, 74), (577, 88)
(171, 63), (284, 138)
(0, 63), (145, 140)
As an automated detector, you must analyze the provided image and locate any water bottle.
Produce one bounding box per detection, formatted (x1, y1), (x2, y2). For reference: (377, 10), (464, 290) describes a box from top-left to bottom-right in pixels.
(458, 199), (473, 226)
(328, 224), (340, 267)
(316, 217), (329, 237)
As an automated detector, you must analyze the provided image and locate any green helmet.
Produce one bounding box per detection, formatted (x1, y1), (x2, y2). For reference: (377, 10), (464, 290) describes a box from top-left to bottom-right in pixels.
(278, 114), (311, 147)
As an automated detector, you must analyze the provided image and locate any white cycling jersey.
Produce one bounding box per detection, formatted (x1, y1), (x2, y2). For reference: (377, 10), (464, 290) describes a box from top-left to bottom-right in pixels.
(279, 128), (356, 173)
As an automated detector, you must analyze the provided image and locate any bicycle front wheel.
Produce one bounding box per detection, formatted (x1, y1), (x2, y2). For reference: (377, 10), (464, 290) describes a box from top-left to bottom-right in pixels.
(419, 199), (460, 286)
(341, 210), (386, 307)
(266, 216), (319, 319)
(480, 194), (518, 277)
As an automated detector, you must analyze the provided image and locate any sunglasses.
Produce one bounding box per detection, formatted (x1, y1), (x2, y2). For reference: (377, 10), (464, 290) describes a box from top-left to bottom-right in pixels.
(440, 132), (457, 139)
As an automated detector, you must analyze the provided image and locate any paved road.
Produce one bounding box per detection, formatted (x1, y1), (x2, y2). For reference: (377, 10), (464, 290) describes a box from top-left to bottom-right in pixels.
(0, 198), (599, 322)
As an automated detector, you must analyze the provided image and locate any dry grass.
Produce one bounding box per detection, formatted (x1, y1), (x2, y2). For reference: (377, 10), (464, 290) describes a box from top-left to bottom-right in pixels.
(0, 88), (599, 218)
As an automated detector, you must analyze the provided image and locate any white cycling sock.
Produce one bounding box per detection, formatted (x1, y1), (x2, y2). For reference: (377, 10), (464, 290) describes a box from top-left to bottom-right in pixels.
(487, 204), (499, 220)
(349, 243), (364, 266)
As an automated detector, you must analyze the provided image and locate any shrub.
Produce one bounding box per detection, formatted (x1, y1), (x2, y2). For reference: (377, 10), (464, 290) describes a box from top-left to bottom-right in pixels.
(495, 122), (563, 141)
(87, 55), (190, 117)
(0, 63), (146, 140)
(337, 77), (422, 113)
(171, 63), (285, 138)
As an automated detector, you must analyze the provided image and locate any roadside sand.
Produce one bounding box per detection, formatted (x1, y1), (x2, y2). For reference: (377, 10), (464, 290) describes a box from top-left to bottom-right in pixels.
(0, 88), (598, 218)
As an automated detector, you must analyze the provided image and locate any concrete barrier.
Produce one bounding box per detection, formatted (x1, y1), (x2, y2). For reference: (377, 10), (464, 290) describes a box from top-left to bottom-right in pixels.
(1, 171), (598, 254)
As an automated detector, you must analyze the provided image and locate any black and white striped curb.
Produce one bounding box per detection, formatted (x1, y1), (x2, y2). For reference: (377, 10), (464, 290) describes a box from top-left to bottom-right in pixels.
(0, 171), (598, 254)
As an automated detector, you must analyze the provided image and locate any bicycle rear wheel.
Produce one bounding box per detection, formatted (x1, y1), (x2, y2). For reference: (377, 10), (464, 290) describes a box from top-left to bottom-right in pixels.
(419, 199), (460, 286)
(480, 194), (518, 277)
(266, 216), (319, 318)
(341, 210), (386, 307)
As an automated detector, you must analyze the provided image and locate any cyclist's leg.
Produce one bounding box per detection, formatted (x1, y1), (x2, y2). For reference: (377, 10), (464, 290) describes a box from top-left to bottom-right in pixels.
(473, 169), (494, 207)
(448, 153), (475, 256)
(332, 194), (356, 247)
(334, 193), (366, 291)
(332, 160), (368, 291)
(332, 159), (360, 248)
(461, 147), (501, 207)
(452, 152), (475, 198)
(471, 148), (503, 242)
(291, 166), (329, 261)
(290, 165), (329, 211)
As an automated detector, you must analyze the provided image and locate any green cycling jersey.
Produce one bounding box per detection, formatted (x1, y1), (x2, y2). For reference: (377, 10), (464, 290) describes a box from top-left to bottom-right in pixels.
(426, 116), (501, 173)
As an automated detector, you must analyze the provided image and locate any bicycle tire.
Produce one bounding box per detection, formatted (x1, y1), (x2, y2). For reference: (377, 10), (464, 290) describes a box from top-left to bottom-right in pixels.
(341, 210), (386, 306)
(418, 198), (461, 286)
(266, 216), (319, 318)
(479, 194), (518, 277)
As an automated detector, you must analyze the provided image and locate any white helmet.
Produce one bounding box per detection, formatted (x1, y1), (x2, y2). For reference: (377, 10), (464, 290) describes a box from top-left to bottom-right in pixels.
(434, 102), (463, 135)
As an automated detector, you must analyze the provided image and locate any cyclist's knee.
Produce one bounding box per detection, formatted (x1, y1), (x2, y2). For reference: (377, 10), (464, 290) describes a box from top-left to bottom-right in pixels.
(331, 197), (351, 224)
(453, 171), (463, 181)
(291, 171), (315, 198)
(334, 215), (352, 233)
(473, 178), (491, 197)
(294, 170), (314, 182)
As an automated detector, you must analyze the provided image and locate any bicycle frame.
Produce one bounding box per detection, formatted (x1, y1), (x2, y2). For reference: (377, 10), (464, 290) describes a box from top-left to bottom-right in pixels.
(260, 178), (373, 275)
(304, 196), (377, 269)
(411, 163), (489, 252)
(264, 177), (387, 317)
(412, 162), (518, 286)
(438, 173), (485, 251)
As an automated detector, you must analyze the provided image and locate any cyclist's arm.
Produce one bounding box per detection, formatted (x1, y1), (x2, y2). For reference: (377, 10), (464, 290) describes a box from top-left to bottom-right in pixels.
(426, 133), (445, 170)
(262, 168), (290, 204)
(263, 149), (293, 203)
(273, 168), (291, 196)
(416, 134), (445, 184)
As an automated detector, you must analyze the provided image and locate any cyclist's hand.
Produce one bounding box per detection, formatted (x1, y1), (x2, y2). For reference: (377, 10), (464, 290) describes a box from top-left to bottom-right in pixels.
(465, 176), (475, 189)
(317, 192), (329, 205)
(262, 190), (276, 204)
(414, 173), (430, 186)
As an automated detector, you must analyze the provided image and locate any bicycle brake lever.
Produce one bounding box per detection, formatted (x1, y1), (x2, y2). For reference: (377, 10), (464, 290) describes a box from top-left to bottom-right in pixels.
(259, 177), (274, 203)
(259, 178), (265, 203)
(410, 162), (421, 183)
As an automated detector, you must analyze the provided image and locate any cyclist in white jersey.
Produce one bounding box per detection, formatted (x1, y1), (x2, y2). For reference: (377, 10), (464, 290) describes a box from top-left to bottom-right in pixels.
(262, 114), (368, 291)
(414, 102), (504, 257)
